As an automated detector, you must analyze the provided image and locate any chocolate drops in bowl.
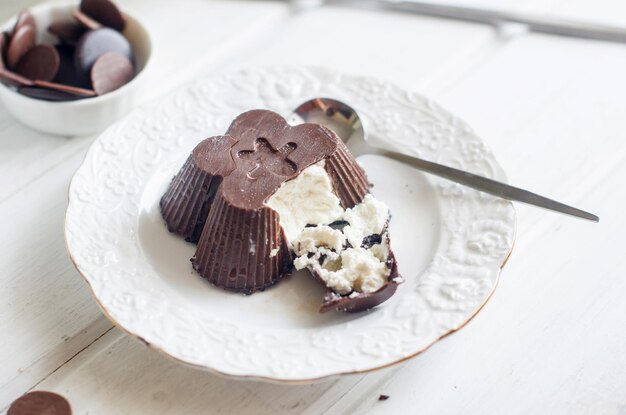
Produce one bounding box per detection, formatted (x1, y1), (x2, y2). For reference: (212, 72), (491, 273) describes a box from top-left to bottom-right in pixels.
(0, 0), (151, 135)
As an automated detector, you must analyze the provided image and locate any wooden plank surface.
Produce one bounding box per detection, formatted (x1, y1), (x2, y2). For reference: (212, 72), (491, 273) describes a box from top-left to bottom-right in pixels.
(1, 0), (625, 414)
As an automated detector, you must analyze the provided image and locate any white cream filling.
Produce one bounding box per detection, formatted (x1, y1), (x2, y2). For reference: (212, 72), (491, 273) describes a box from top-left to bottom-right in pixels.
(266, 161), (343, 244)
(268, 163), (391, 295)
(294, 247), (389, 295)
(342, 194), (390, 248)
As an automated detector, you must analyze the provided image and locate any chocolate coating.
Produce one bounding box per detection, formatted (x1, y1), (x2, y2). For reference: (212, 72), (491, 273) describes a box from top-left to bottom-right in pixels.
(6, 24), (35, 68)
(163, 110), (342, 293)
(161, 135), (237, 243)
(7, 391), (71, 415)
(80, 0), (126, 32)
(14, 44), (60, 81)
(91, 51), (133, 94)
(48, 21), (86, 45)
(74, 28), (132, 81)
(222, 109), (337, 209)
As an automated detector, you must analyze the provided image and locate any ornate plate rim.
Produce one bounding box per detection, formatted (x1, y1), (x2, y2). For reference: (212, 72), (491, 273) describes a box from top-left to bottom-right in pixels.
(64, 66), (517, 382)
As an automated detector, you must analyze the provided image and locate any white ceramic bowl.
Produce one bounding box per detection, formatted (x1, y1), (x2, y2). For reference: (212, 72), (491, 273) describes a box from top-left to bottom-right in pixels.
(0, 1), (152, 136)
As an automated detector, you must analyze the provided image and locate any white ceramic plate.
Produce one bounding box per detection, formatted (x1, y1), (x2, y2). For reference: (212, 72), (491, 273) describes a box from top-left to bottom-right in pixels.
(65, 66), (516, 381)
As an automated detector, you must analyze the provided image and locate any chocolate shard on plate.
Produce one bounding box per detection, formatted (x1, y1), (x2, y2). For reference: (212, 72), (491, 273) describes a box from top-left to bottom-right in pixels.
(14, 44), (60, 82)
(162, 109), (402, 308)
(319, 245), (401, 313)
(80, 0), (126, 32)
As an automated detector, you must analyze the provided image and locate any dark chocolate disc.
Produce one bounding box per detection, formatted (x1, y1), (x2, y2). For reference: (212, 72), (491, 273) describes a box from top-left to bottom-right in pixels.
(14, 44), (60, 82)
(48, 21), (86, 45)
(0, 68), (34, 86)
(6, 24), (36, 68)
(91, 51), (133, 94)
(12, 10), (36, 36)
(74, 27), (132, 82)
(72, 10), (102, 31)
(19, 85), (86, 101)
(0, 32), (8, 69)
(34, 79), (96, 97)
(7, 391), (71, 415)
(80, 0), (126, 32)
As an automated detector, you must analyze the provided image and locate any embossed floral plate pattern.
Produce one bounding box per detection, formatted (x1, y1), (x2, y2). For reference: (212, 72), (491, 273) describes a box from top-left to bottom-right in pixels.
(65, 66), (516, 381)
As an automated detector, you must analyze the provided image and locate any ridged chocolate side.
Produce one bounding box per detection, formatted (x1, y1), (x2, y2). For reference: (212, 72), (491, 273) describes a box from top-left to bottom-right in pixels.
(192, 192), (292, 294)
(324, 139), (370, 209)
(160, 135), (237, 243)
(160, 156), (223, 243)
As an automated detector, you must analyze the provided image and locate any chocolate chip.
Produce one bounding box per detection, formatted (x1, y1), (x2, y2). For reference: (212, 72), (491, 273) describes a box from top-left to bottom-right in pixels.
(0, 32), (9, 69)
(12, 11), (36, 36)
(14, 44), (60, 81)
(80, 0), (126, 32)
(72, 10), (102, 30)
(7, 391), (71, 415)
(34, 79), (96, 97)
(0, 68), (33, 86)
(361, 234), (382, 248)
(48, 21), (86, 45)
(90, 51), (133, 95)
(19, 85), (84, 101)
(378, 394), (390, 401)
(74, 27), (132, 81)
(328, 220), (349, 231)
(6, 24), (36, 68)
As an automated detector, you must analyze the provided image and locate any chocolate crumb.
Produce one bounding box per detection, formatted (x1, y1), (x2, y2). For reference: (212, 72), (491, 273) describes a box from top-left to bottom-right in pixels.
(378, 394), (389, 401)
(328, 220), (349, 231)
(361, 234), (382, 248)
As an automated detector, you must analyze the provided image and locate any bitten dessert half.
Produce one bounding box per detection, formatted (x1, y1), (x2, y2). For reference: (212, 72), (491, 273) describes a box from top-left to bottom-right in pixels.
(160, 109), (402, 312)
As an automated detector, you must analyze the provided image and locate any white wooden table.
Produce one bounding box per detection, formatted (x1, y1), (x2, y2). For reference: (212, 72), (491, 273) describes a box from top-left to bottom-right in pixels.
(1, 1), (625, 413)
